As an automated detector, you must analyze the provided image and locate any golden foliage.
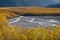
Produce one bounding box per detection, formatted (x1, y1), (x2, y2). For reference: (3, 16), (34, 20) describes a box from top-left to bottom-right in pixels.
(0, 24), (60, 40)
(0, 13), (60, 40)
(0, 12), (18, 25)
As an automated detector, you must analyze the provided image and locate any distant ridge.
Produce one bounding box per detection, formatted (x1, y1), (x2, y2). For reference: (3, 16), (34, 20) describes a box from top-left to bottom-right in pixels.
(0, 0), (54, 7)
(47, 4), (60, 8)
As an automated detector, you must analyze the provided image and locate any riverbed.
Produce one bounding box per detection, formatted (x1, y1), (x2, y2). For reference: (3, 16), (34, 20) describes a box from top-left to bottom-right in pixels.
(8, 16), (60, 28)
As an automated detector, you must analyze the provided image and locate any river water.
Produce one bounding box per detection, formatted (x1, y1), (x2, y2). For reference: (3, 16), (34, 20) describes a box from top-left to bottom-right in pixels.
(8, 16), (60, 28)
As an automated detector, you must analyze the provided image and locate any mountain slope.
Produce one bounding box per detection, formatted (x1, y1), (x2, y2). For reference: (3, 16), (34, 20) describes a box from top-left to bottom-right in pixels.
(0, 0), (55, 7)
(47, 4), (60, 8)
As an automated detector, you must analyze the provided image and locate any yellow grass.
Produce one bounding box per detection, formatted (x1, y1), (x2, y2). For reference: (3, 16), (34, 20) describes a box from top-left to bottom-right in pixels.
(0, 7), (60, 15)
(0, 12), (60, 40)
(0, 23), (60, 40)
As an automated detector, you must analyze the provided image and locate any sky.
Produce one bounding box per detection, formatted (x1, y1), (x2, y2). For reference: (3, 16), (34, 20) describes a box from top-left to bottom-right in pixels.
(0, 0), (60, 7)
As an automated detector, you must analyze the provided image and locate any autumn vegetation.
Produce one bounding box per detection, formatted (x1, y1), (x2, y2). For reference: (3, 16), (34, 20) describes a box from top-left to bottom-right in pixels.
(0, 10), (60, 40)
(0, 7), (60, 15)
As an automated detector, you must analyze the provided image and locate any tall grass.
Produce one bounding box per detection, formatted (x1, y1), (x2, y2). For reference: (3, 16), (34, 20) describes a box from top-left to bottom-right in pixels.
(0, 24), (60, 40)
(0, 13), (60, 40)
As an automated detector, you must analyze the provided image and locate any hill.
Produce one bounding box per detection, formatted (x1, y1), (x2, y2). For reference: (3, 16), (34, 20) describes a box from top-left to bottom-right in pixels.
(0, 0), (54, 7)
(47, 4), (60, 8)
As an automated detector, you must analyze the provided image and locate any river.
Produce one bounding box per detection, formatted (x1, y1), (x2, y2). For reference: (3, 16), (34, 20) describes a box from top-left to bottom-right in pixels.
(8, 16), (60, 28)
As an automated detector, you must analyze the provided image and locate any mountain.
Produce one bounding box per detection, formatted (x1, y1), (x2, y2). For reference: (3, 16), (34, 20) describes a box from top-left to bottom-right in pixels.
(0, 0), (19, 7)
(47, 4), (60, 8)
(0, 0), (55, 7)
(20, 0), (55, 6)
